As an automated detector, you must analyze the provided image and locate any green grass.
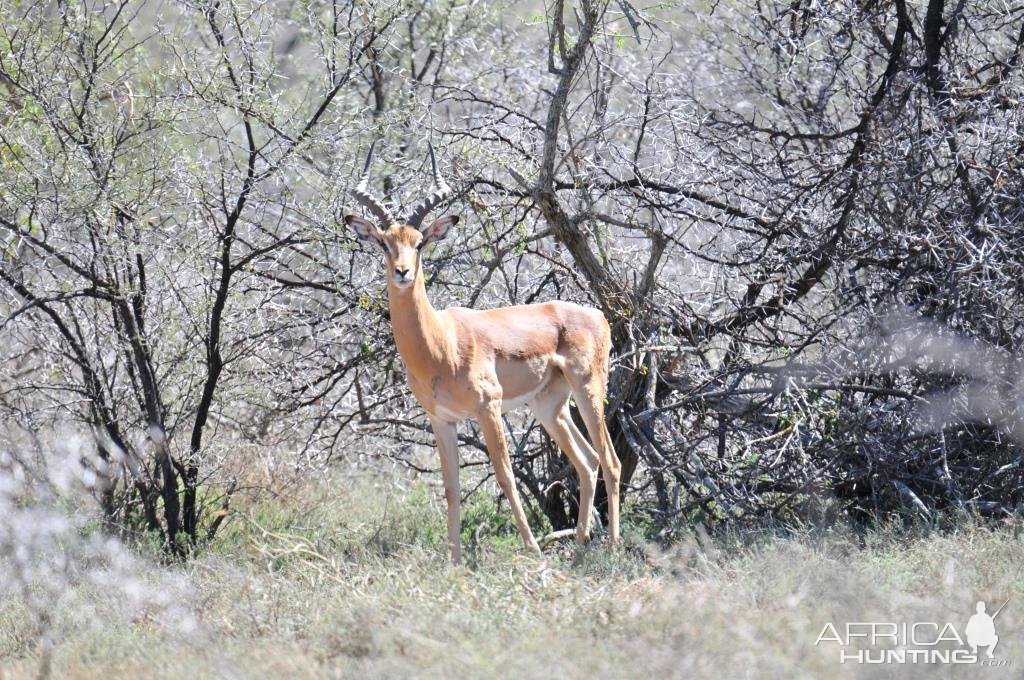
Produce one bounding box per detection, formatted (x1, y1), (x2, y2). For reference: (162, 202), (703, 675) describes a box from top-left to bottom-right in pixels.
(2, 470), (1022, 679)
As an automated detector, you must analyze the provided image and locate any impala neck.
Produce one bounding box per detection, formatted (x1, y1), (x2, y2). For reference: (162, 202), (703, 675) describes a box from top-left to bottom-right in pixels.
(387, 266), (449, 375)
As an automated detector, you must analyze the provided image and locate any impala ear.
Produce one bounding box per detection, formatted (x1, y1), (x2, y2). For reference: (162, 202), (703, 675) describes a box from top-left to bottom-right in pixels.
(420, 215), (459, 246)
(345, 214), (384, 245)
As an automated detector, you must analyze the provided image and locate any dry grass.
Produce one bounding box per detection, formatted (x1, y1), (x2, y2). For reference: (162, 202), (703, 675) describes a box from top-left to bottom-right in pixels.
(2, 471), (1022, 679)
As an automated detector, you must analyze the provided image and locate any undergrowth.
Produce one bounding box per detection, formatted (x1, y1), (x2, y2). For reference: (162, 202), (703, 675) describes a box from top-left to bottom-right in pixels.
(2, 470), (1022, 679)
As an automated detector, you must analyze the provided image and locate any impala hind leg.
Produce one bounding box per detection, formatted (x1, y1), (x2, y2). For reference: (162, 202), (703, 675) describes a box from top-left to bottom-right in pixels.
(566, 374), (621, 544)
(530, 387), (599, 544)
(429, 416), (462, 564)
(477, 401), (541, 555)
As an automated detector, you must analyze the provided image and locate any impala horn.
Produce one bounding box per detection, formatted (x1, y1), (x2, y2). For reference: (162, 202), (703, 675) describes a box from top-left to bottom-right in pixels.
(404, 142), (454, 230)
(351, 141), (396, 227)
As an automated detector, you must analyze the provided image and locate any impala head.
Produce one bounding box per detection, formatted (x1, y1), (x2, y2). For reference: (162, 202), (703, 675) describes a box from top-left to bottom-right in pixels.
(344, 143), (459, 290)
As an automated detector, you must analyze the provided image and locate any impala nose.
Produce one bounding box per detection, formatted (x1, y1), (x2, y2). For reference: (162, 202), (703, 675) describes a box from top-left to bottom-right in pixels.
(394, 266), (410, 279)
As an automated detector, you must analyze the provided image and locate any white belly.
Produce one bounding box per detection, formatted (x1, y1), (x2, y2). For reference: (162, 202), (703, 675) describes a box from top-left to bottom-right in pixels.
(433, 403), (467, 422)
(432, 393), (535, 421)
(501, 382), (547, 413)
(429, 377), (549, 421)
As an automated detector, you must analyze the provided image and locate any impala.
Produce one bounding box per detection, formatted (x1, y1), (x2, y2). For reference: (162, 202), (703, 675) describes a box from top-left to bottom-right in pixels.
(344, 144), (621, 563)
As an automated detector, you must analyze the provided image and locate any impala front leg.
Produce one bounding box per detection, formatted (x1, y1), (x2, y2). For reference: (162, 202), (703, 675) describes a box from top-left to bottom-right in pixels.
(430, 416), (462, 564)
(477, 402), (541, 555)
